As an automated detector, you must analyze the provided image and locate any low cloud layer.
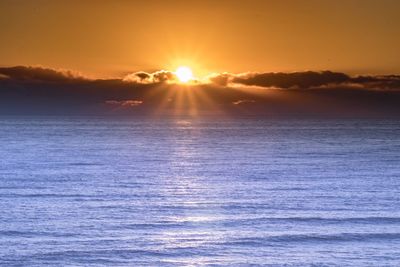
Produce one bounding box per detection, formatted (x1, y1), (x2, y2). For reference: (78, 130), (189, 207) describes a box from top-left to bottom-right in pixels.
(208, 71), (400, 90)
(0, 66), (400, 117)
(120, 69), (400, 91)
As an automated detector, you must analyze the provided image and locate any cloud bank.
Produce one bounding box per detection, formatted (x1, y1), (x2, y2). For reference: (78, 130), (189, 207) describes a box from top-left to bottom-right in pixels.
(0, 66), (400, 117)
(206, 71), (400, 90)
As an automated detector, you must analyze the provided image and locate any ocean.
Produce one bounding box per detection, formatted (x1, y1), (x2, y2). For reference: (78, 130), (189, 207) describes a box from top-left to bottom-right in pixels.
(1, 116), (400, 266)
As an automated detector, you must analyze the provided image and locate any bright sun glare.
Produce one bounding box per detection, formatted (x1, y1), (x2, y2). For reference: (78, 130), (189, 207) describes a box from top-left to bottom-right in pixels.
(175, 66), (193, 83)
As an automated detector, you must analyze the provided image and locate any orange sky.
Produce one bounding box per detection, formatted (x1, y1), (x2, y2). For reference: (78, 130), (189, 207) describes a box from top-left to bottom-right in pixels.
(0, 0), (399, 77)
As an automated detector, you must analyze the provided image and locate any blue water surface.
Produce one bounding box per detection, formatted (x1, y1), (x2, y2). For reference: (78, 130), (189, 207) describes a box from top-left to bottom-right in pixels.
(1, 116), (400, 266)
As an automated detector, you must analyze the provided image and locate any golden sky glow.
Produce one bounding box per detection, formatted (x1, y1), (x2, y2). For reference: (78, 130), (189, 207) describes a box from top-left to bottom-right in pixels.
(0, 0), (399, 77)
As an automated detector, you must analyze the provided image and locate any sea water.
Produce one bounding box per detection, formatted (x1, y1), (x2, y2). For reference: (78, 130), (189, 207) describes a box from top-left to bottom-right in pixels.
(1, 116), (400, 266)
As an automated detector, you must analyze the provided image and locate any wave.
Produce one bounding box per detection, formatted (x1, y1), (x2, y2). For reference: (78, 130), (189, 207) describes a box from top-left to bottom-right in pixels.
(0, 230), (77, 238)
(245, 216), (400, 224)
(223, 232), (400, 245)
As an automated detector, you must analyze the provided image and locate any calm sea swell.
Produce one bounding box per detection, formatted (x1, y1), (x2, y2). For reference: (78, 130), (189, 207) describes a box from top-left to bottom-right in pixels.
(0, 116), (400, 266)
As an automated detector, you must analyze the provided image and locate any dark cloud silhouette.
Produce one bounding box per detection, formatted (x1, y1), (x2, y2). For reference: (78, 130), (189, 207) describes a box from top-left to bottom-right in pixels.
(0, 66), (400, 117)
(0, 66), (86, 82)
(207, 72), (232, 86)
(209, 71), (400, 91)
(350, 75), (400, 90)
(123, 70), (177, 84)
(230, 71), (350, 89)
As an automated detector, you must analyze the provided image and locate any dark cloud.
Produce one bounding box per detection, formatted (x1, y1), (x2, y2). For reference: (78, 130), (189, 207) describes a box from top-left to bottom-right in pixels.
(0, 66), (86, 82)
(350, 75), (400, 90)
(1, 66), (400, 117)
(230, 71), (350, 89)
(207, 72), (232, 86)
(209, 71), (400, 91)
(123, 70), (177, 84)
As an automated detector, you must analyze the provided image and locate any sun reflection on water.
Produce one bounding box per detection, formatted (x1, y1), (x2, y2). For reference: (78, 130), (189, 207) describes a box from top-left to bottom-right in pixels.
(152, 119), (229, 265)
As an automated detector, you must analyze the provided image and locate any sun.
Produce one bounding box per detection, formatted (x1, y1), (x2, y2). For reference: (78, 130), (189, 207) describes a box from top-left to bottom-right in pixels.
(175, 66), (193, 83)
